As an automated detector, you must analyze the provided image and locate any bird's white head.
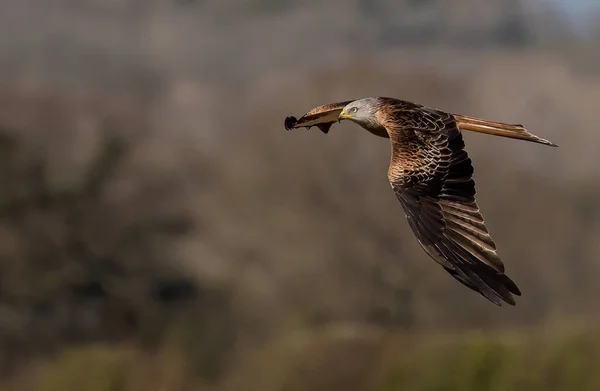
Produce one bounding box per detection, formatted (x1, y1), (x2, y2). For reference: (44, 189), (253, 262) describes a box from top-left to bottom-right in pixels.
(338, 97), (380, 127)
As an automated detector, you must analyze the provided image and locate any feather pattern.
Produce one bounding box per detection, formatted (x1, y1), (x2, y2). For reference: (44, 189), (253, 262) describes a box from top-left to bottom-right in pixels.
(284, 96), (557, 306)
(381, 98), (521, 305)
(284, 100), (355, 134)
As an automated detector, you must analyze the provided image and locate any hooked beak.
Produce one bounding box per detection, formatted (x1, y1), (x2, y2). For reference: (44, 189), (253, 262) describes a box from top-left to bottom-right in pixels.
(338, 109), (351, 122)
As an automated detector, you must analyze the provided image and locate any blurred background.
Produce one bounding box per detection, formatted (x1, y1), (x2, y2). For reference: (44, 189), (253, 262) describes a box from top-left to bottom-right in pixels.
(0, 0), (599, 390)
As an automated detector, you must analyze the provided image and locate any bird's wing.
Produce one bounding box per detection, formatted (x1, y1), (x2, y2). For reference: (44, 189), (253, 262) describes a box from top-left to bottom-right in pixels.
(284, 100), (355, 134)
(386, 106), (521, 306)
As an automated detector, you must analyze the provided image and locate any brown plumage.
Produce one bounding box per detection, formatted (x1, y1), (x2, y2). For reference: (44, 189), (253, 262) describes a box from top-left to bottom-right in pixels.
(285, 97), (557, 306)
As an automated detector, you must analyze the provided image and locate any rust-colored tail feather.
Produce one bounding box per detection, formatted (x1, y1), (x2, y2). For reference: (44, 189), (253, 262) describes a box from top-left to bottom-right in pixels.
(454, 114), (558, 147)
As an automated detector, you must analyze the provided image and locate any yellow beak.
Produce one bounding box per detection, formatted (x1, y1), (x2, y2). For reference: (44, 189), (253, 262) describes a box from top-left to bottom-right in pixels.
(338, 109), (351, 121)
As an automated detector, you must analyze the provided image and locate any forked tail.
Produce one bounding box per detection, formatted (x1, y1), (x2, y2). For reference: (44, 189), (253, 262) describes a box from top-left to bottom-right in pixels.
(454, 114), (558, 147)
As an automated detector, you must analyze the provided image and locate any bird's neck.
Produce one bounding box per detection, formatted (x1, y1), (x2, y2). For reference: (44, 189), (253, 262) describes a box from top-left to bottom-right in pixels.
(361, 121), (389, 139)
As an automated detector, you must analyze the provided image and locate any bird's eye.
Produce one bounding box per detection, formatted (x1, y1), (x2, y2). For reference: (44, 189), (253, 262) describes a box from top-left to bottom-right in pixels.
(350, 107), (358, 113)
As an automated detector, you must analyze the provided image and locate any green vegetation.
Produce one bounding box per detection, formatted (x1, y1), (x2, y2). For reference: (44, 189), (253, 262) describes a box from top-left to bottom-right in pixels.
(2, 328), (600, 391)
(379, 331), (600, 391)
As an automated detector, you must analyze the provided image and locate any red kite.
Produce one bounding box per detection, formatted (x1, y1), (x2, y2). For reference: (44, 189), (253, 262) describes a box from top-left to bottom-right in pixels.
(285, 97), (557, 306)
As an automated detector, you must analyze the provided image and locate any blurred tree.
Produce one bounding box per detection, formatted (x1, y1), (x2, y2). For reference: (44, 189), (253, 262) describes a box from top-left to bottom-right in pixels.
(0, 118), (235, 381)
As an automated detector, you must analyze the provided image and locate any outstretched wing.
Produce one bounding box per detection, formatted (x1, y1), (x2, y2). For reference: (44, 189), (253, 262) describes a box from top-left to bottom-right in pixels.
(284, 100), (355, 134)
(386, 106), (521, 306)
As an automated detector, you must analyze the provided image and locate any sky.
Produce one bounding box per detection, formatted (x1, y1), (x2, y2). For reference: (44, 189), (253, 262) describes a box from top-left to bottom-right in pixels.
(545, 0), (599, 32)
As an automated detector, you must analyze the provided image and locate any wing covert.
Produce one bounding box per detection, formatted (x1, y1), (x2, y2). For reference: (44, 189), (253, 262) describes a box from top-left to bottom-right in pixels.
(284, 100), (355, 134)
(387, 109), (521, 306)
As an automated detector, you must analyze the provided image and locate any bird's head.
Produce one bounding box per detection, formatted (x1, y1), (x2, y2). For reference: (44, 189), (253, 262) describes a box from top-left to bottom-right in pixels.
(338, 98), (381, 128)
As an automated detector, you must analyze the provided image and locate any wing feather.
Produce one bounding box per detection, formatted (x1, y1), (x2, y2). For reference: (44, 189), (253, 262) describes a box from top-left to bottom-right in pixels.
(386, 105), (520, 306)
(284, 100), (355, 133)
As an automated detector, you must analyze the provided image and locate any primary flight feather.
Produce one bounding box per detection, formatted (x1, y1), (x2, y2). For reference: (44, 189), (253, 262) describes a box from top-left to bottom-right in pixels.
(284, 97), (557, 306)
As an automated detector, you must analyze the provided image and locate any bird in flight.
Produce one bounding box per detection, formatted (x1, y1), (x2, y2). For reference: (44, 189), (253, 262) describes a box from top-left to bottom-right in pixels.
(284, 97), (557, 306)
